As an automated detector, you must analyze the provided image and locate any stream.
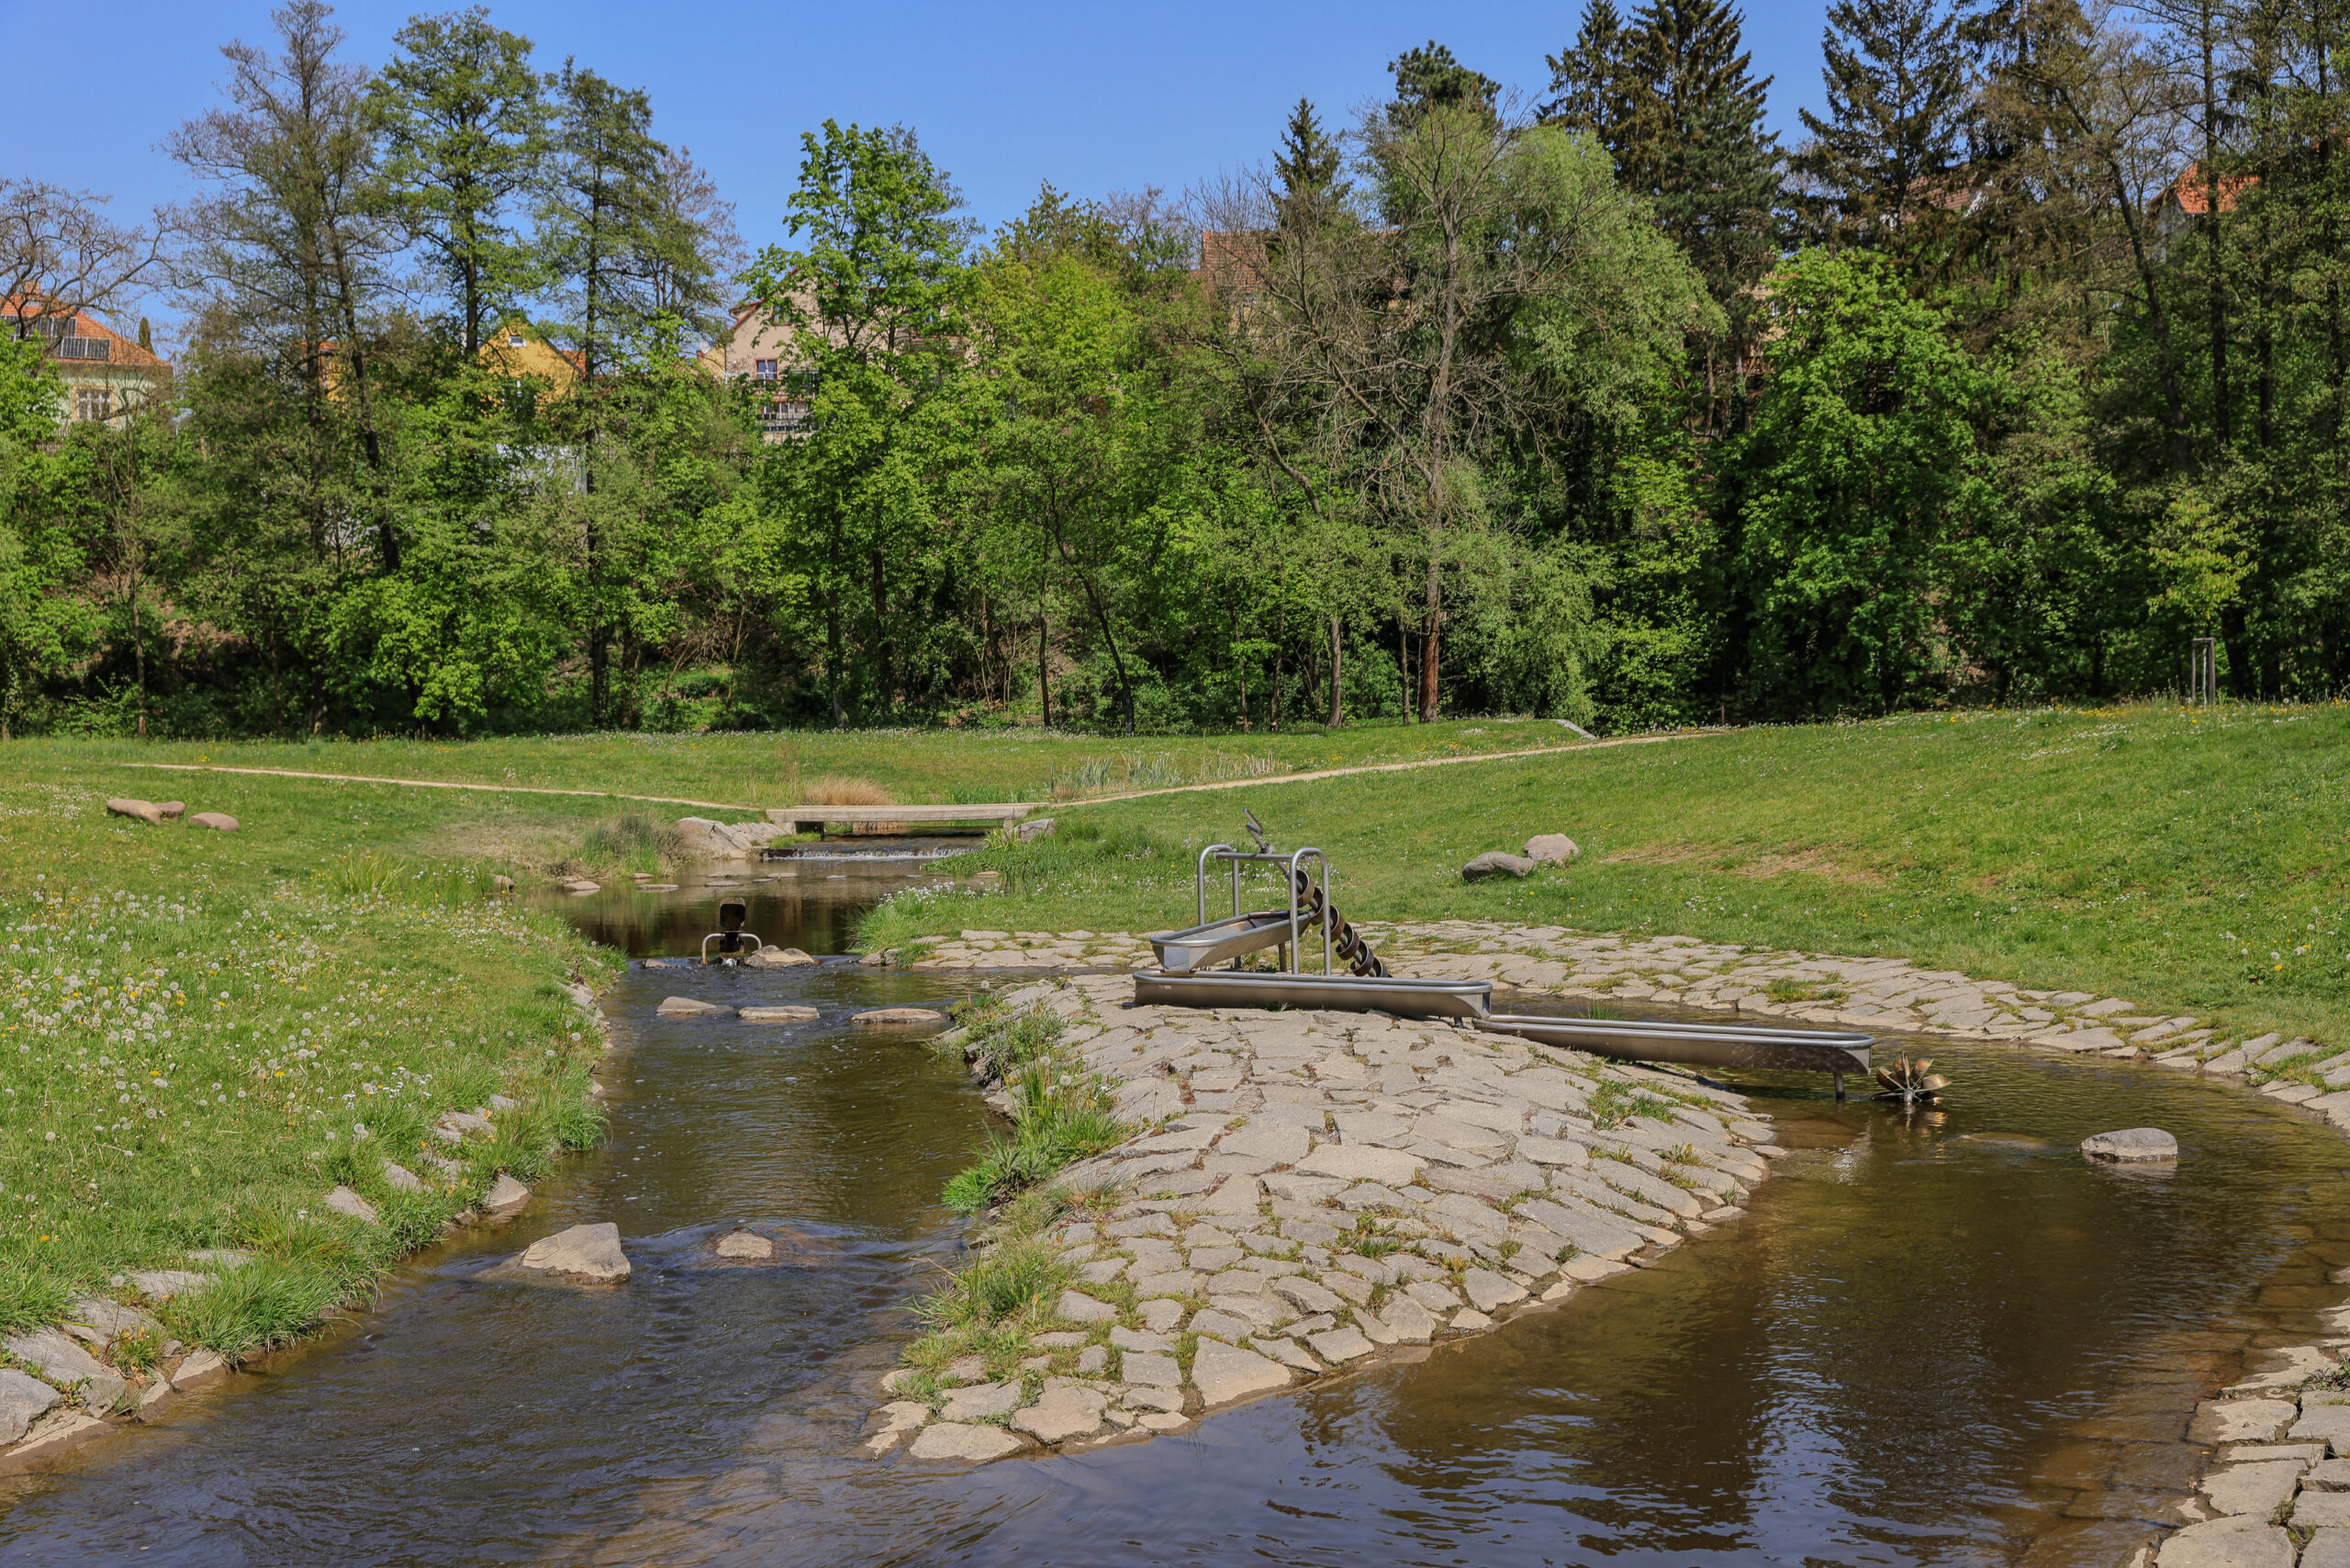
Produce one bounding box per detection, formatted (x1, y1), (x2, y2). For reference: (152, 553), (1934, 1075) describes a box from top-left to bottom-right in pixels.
(4, 868), (2347, 1566)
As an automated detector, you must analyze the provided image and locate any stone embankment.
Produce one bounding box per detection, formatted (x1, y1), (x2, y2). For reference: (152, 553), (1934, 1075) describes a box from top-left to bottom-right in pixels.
(862, 970), (1784, 1463)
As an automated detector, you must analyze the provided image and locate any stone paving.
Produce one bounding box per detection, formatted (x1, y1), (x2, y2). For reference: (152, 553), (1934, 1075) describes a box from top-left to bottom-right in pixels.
(861, 969), (1784, 1462)
(913, 921), (2350, 1119)
(904, 919), (2350, 1567)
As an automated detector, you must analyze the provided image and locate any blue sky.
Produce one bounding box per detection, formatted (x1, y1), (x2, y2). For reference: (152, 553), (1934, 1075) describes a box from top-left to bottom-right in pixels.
(6, 0), (1832, 312)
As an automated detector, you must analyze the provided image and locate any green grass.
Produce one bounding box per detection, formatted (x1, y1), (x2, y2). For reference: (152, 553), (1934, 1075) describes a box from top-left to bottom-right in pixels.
(18, 717), (1587, 810)
(857, 700), (2350, 1049)
(0, 764), (623, 1350)
(934, 1001), (1129, 1213)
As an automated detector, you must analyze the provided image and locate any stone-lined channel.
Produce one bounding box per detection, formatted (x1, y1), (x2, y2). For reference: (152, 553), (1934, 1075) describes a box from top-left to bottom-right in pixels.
(1, 874), (2345, 1565)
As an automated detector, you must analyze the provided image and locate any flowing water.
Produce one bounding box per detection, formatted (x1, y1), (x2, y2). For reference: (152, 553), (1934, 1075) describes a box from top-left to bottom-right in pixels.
(4, 870), (2347, 1566)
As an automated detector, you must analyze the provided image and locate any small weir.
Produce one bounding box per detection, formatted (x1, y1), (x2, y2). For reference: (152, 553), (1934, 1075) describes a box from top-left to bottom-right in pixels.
(3, 874), (2348, 1566)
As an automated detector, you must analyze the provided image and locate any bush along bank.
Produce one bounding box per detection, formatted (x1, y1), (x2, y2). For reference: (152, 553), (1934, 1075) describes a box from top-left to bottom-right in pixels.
(0, 814), (620, 1473)
(860, 974), (1783, 1462)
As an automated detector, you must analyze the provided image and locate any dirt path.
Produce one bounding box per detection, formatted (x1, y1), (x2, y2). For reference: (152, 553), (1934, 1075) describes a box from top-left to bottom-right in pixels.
(117, 729), (1714, 816)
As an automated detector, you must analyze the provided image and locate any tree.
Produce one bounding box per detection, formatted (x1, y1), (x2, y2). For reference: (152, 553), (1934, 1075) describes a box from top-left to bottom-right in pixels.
(1387, 41), (1502, 121)
(0, 181), (167, 342)
(741, 119), (972, 725)
(1789, 0), (1975, 252)
(1727, 252), (2005, 713)
(1617, 0), (1783, 429)
(1542, 0), (1642, 159)
(536, 62), (666, 723)
(369, 6), (548, 357)
(1273, 98), (1348, 226)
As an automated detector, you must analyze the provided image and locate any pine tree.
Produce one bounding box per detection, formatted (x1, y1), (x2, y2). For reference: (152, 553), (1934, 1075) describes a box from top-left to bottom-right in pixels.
(1273, 97), (1348, 223)
(137, 317), (151, 352)
(1386, 42), (1500, 124)
(371, 8), (548, 357)
(1617, 0), (1782, 429)
(1543, 0), (1641, 161)
(1790, 0), (1974, 250)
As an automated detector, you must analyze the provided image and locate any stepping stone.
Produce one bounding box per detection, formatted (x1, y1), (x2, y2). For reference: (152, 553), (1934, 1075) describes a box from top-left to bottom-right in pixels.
(516, 1222), (630, 1283)
(740, 1006), (820, 1022)
(656, 996), (730, 1017)
(939, 1381), (1022, 1422)
(1305, 1327), (1375, 1363)
(2081, 1127), (2177, 1162)
(851, 1007), (948, 1027)
(907, 1422), (1024, 1462)
(715, 1230), (774, 1259)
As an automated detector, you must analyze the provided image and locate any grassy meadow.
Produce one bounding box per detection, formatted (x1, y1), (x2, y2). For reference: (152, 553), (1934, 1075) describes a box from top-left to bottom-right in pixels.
(859, 702), (2350, 1049)
(28, 716), (1586, 809)
(0, 762), (632, 1351)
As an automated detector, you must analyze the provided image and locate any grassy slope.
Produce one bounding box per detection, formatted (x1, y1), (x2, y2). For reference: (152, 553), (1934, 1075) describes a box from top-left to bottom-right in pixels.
(26, 717), (1586, 807)
(861, 702), (2350, 1047)
(0, 759), (631, 1348)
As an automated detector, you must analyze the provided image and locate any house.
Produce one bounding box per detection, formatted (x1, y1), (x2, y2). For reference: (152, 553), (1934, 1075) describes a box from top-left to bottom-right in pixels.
(2154, 162), (2257, 258)
(3, 300), (170, 427)
(718, 300), (818, 442)
(478, 320), (585, 398)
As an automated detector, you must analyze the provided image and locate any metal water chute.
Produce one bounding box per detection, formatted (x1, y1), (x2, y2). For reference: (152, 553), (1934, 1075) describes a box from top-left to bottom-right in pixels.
(701, 897), (766, 964)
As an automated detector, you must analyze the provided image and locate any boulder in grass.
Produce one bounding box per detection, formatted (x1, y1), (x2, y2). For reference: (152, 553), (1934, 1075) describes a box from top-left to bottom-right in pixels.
(324, 1186), (379, 1225)
(189, 812), (239, 832)
(1462, 852), (1538, 882)
(1523, 834), (1580, 865)
(155, 801), (185, 820)
(2081, 1126), (2178, 1162)
(105, 798), (165, 824)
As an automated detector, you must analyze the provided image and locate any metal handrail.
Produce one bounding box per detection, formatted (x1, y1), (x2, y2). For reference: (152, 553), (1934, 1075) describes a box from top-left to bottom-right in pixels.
(1192, 842), (1333, 974)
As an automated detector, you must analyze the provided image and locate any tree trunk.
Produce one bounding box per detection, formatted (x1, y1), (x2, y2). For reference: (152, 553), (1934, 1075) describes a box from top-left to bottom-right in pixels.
(1327, 617), (1343, 729)
(132, 589), (147, 739)
(1399, 613), (1412, 722)
(2200, 15), (2229, 450)
(1036, 603), (1050, 729)
(1271, 643), (1283, 733)
(1419, 560), (1442, 722)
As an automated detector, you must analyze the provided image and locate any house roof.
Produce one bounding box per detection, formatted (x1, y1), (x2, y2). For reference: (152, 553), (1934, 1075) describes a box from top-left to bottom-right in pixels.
(2, 297), (168, 370)
(2168, 163), (2258, 215)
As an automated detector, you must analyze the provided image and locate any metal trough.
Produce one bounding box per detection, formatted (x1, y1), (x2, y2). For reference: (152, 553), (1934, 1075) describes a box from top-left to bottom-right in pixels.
(1134, 969), (1493, 1020)
(1147, 911), (1310, 973)
(1475, 1014), (1872, 1077)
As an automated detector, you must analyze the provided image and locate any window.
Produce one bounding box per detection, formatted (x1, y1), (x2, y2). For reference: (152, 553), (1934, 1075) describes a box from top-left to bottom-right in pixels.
(508, 332), (525, 348)
(754, 358), (778, 380)
(758, 398), (813, 440)
(74, 387), (111, 421)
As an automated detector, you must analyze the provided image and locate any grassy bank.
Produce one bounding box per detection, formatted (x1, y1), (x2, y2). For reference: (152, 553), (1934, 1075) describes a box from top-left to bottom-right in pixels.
(19, 717), (1590, 809)
(0, 763), (629, 1363)
(858, 701), (2350, 1048)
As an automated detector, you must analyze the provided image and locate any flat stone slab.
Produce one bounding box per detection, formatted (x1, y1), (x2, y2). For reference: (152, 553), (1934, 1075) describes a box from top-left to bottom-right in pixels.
(851, 1007), (949, 1027)
(0, 1409), (111, 1474)
(740, 1005), (821, 1022)
(1305, 1327), (1374, 1363)
(939, 1380), (1022, 1422)
(516, 1222), (631, 1283)
(4, 1329), (125, 1413)
(744, 946), (818, 968)
(1296, 1144), (1423, 1186)
(2300, 1493), (2350, 1529)
(1189, 1339), (1292, 1406)
(907, 1422), (1025, 1462)
(128, 1270), (215, 1301)
(2159, 1515), (2295, 1568)
(2295, 1405), (2350, 1450)
(1010, 1385), (1106, 1443)
(2194, 1399), (2298, 1445)
(2304, 1530), (2350, 1568)
(656, 996), (731, 1017)
(171, 1349), (230, 1390)
(1056, 1291), (1117, 1324)
(2082, 1126), (2178, 1162)
(2203, 1460), (2307, 1516)
(1123, 1352), (1181, 1388)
